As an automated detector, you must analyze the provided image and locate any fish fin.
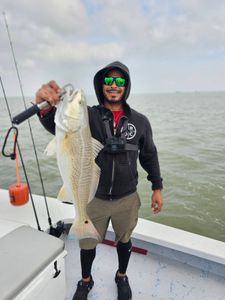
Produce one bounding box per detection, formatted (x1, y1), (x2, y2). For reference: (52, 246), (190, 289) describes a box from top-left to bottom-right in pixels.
(44, 137), (57, 156)
(57, 185), (73, 203)
(86, 138), (103, 203)
(70, 218), (100, 241)
(88, 162), (101, 203)
(57, 185), (66, 201)
(91, 137), (104, 159)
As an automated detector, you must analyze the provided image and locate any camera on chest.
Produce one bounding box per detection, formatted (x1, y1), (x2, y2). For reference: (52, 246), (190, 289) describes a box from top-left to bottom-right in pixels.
(105, 136), (127, 153)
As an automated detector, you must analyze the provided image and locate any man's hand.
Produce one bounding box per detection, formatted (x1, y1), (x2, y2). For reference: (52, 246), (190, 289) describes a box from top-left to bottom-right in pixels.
(151, 189), (163, 214)
(35, 80), (61, 106)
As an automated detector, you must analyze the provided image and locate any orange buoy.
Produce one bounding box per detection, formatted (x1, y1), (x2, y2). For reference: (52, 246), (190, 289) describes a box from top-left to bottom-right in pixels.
(8, 182), (29, 205)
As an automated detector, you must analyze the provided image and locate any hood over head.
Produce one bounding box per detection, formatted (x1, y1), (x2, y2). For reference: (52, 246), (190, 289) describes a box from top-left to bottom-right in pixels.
(93, 61), (131, 105)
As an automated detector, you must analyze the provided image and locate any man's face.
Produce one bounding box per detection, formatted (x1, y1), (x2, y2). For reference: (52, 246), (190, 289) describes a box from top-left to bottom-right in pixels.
(102, 70), (126, 104)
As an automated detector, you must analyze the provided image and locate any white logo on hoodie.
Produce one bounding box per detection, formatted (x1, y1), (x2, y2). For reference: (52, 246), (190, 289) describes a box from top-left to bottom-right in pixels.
(125, 123), (136, 140)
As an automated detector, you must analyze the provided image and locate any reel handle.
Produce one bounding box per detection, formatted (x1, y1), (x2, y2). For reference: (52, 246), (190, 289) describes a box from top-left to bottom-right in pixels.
(12, 101), (49, 125)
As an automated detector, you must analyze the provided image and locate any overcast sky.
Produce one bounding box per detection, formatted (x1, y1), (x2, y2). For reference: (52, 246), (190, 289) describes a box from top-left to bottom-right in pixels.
(1, 0), (225, 96)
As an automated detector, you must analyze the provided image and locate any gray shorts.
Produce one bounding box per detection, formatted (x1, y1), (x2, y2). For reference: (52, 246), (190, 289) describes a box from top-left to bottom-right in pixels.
(79, 192), (141, 250)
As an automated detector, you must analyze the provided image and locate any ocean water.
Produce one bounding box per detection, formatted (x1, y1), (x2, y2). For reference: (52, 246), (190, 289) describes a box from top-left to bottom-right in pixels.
(0, 92), (225, 242)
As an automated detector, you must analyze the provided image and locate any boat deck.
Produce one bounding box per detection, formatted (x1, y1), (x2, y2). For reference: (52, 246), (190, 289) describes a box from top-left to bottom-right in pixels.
(0, 189), (224, 300)
(64, 233), (225, 300)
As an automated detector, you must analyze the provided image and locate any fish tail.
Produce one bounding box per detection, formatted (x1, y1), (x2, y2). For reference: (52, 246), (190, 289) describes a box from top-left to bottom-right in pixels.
(70, 218), (100, 241)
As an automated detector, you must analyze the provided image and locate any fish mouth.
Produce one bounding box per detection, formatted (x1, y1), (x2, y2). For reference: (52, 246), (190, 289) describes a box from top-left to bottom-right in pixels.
(60, 85), (79, 102)
(55, 86), (85, 132)
(68, 88), (80, 102)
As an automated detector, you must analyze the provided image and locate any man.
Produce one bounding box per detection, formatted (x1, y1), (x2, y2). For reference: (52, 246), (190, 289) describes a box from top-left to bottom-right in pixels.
(35, 61), (163, 300)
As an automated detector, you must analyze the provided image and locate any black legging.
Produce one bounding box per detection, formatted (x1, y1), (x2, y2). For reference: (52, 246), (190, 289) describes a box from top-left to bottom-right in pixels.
(116, 240), (132, 274)
(80, 240), (132, 279)
(80, 248), (96, 279)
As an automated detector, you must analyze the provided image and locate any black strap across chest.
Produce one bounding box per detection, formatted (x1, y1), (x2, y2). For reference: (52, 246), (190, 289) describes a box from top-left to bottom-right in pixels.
(102, 115), (138, 153)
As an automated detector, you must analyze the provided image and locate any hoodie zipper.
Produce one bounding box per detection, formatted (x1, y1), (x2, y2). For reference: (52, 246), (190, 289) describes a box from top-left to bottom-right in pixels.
(108, 117), (117, 200)
(106, 112), (127, 200)
(109, 158), (115, 200)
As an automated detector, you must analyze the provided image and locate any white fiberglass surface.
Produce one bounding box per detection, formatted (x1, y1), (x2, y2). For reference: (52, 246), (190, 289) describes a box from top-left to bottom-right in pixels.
(64, 235), (225, 300)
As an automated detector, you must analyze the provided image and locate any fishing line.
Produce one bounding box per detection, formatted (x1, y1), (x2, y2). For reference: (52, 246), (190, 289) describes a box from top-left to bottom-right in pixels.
(0, 76), (42, 231)
(2, 12), (54, 230)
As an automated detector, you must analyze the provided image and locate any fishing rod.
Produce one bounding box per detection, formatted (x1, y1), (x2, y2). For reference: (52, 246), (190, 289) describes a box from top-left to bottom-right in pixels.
(13, 101), (51, 125)
(0, 76), (42, 231)
(2, 12), (63, 236)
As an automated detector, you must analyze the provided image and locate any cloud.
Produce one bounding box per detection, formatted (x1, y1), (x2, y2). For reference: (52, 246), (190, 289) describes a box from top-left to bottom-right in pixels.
(2, 0), (89, 34)
(87, 0), (225, 54)
(3, 0), (225, 62)
(33, 40), (125, 64)
(1, 0), (126, 68)
(1, 0), (225, 94)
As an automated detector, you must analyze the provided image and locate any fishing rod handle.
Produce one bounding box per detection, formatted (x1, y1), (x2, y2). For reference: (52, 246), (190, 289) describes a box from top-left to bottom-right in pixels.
(12, 101), (49, 125)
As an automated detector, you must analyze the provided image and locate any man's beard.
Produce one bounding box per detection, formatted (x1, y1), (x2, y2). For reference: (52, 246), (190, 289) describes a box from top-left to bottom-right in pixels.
(104, 96), (123, 105)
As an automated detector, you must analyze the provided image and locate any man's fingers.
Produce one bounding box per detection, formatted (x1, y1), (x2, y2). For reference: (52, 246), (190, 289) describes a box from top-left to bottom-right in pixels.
(151, 197), (163, 214)
(48, 80), (61, 93)
(43, 85), (60, 104)
(35, 83), (60, 106)
(152, 203), (159, 213)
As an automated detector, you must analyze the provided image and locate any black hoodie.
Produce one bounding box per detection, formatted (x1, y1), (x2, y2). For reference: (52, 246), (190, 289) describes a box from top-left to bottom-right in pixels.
(39, 61), (163, 200)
